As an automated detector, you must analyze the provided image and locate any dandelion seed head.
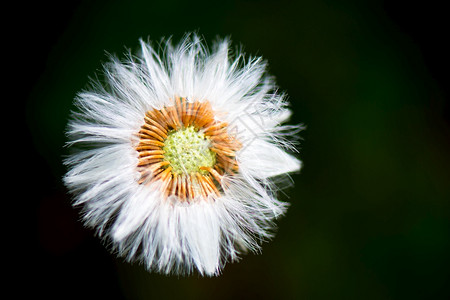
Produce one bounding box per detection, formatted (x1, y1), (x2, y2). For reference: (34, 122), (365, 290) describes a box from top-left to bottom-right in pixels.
(64, 33), (302, 276)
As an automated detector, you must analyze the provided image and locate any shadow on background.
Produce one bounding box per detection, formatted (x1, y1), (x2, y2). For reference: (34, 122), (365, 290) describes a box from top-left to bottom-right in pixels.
(20, 0), (449, 299)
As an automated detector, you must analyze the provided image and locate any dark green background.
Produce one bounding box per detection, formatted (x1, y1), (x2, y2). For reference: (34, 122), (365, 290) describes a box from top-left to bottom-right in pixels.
(24, 0), (449, 299)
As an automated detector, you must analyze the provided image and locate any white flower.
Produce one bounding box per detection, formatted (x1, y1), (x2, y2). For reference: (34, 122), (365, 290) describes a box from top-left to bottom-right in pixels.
(64, 33), (302, 276)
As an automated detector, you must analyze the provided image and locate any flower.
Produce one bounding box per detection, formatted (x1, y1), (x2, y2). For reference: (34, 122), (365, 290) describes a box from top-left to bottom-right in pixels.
(64, 33), (302, 276)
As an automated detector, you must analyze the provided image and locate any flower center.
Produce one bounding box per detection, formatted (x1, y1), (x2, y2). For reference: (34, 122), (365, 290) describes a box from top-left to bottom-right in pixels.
(163, 126), (216, 175)
(135, 97), (241, 201)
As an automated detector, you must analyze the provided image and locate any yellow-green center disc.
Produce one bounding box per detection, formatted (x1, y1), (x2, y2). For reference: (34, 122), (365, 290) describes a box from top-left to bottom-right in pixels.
(163, 126), (216, 175)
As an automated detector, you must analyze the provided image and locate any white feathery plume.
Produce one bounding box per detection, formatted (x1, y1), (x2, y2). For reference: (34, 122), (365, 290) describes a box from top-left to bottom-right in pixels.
(64, 33), (302, 276)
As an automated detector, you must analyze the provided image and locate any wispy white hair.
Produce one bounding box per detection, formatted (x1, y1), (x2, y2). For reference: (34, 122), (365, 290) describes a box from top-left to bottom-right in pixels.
(64, 33), (302, 276)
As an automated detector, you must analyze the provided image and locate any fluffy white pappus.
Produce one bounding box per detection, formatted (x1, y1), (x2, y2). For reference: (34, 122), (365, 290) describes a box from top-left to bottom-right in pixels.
(64, 33), (302, 276)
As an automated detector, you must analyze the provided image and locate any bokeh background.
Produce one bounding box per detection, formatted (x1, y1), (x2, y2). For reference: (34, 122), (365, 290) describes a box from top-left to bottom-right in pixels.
(22, 0), (449, 299)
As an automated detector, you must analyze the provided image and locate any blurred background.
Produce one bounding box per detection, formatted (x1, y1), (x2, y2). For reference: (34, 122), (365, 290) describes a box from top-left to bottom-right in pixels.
(20, 0), (449, 299)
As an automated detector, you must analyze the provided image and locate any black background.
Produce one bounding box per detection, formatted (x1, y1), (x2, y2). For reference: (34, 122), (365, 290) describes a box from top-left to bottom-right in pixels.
(13, 0), (450, 299)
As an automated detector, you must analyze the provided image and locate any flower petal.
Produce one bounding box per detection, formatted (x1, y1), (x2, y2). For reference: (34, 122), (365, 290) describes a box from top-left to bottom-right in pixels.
(239, 138), (301, 179)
